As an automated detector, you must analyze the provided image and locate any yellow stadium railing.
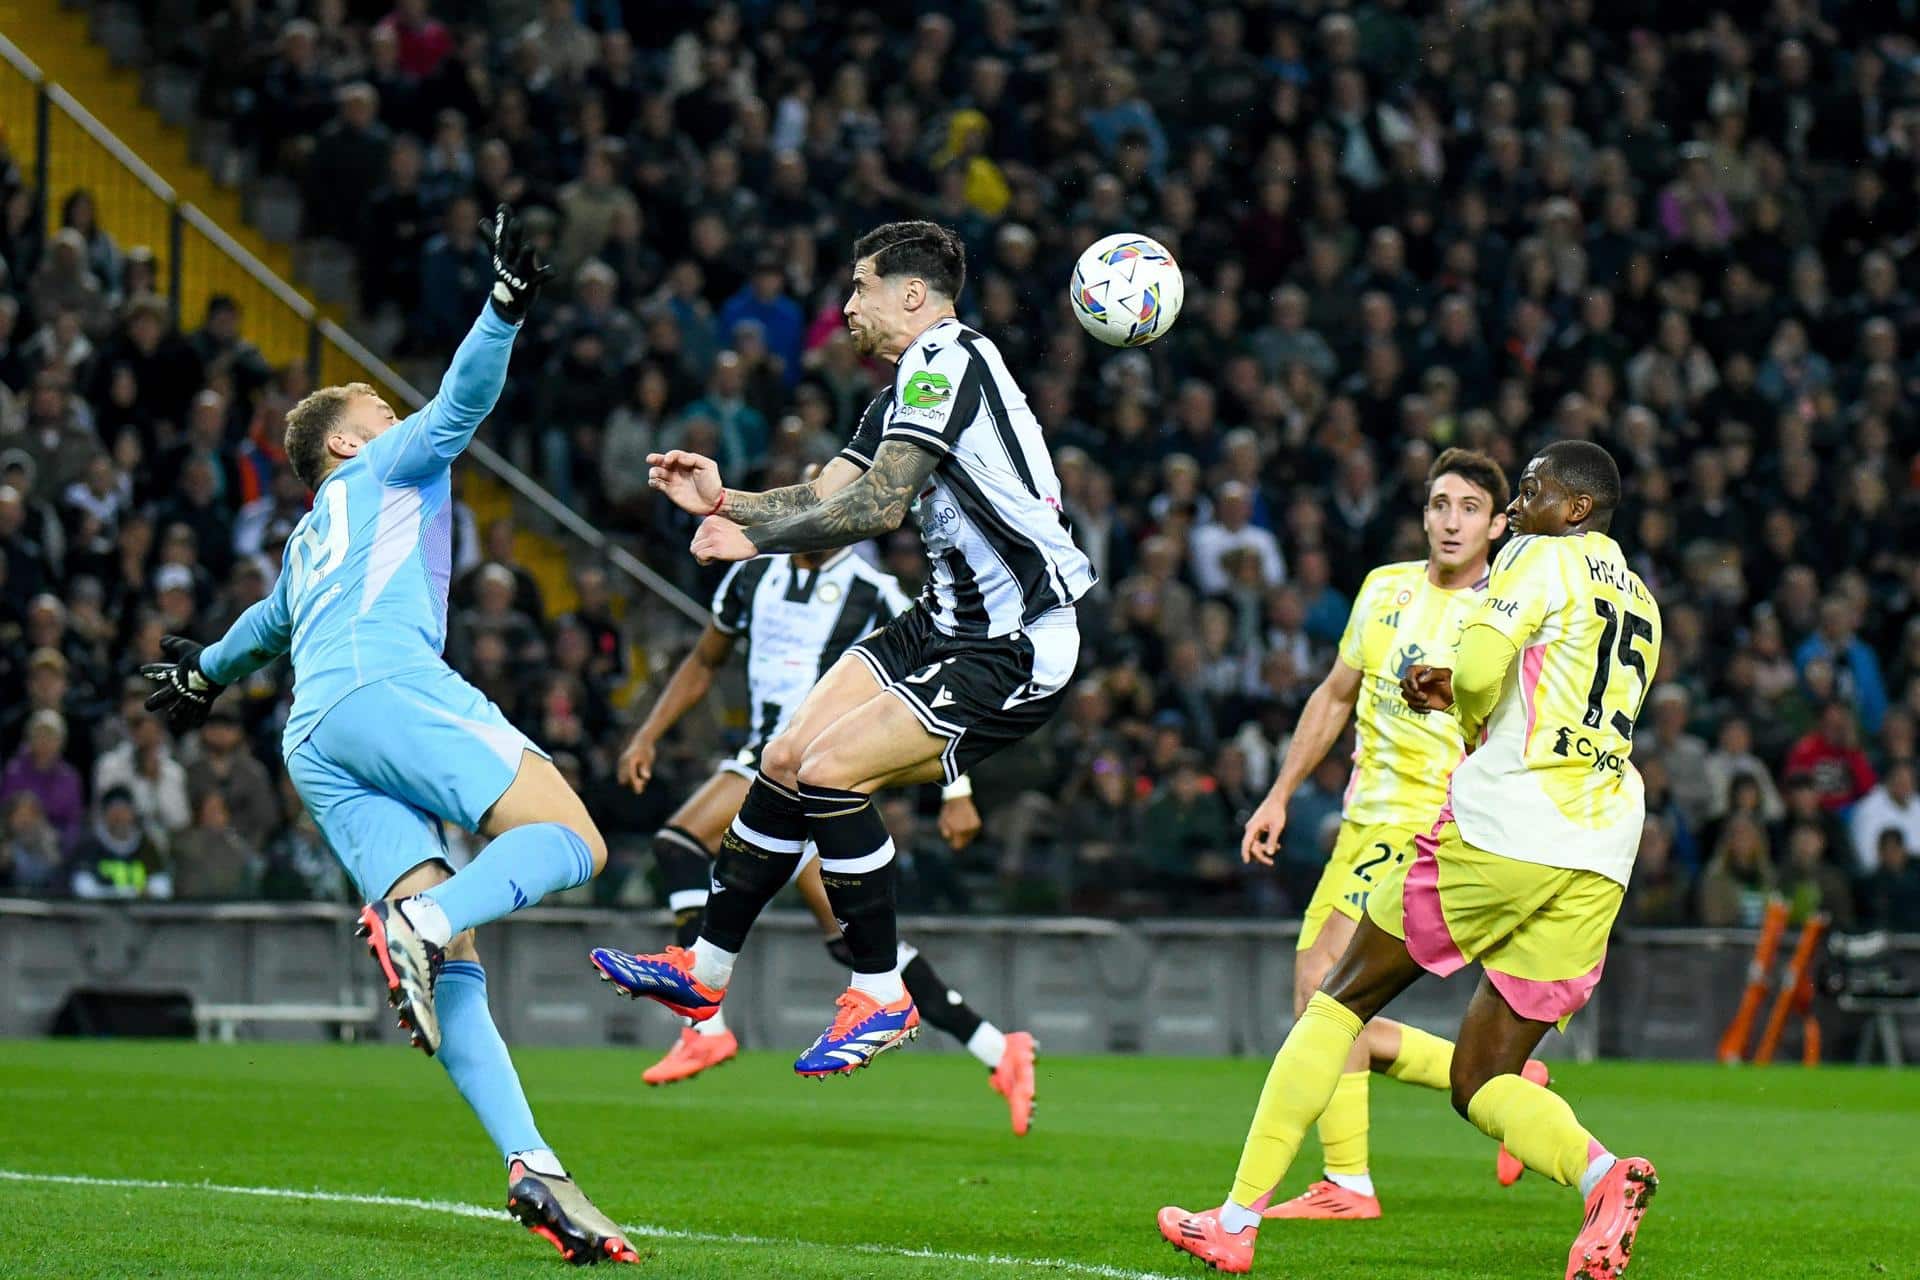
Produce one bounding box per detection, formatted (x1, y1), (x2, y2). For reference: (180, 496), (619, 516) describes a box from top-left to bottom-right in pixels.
(0, 30), (702, 623)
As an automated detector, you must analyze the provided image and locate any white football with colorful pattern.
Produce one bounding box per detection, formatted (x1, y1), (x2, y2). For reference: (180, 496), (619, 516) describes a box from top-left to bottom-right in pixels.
(1069, 232), (1184, 347)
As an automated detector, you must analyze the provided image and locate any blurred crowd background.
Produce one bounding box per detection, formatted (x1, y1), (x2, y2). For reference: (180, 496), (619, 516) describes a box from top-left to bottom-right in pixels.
(2, 0), (1919, 934)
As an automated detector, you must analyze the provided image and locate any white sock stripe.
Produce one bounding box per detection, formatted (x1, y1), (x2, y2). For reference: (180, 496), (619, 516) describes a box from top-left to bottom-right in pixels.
(729, 815), (806, 855)
(666, 889), (709, 913)
(817, 839), (895, 876)
(656, 828), (710, 857)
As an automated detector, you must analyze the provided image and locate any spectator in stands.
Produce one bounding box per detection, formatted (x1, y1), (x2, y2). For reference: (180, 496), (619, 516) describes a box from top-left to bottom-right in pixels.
(1192, 482), (1286, 601)
(1700, 815), (1777, 928)
(413, 193), (487, 352)
(303, 83), (392, 241)
(374, 0), (451, 79)
(70, 784), (170, 900)
(1849, 760), (1920, 878)
(1778, 821), (1856, 932)
(1138, 749), (1234, 912)
(0, 709), (83, 850)
(28, 230), (109, 338)
(0, 790), (64, 895)
(448, 563), (541, 672)
(58, 189), (122, 296)
(1786, 702), (1878, 815)
(1860, 828), (1920, 933)
(184, 700), (277, 849)
(1621, 816), (1693, 928)
(170, 791), (256, 900)
(93, 709), (190, 851)
(1796, 597), (1889, 734)
(1705, 716), (1785, 825)
(1644, 685), (1715, 832)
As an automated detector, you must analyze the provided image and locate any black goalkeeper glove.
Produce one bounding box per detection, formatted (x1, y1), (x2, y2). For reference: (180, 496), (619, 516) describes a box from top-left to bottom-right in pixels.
(140, 635), (227, 732)
(824, 935), (855, 968)
(478, 202), (553, 322)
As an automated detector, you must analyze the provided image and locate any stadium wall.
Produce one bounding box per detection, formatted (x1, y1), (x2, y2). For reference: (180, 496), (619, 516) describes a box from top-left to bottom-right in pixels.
(4, 900), (1909, 1062)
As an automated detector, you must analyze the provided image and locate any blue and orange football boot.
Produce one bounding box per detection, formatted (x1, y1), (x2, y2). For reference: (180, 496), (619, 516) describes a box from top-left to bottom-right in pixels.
(357, 899), (443, 1056)
(588, 945), (726, 1022)
(506, 1159), (640, 1266)
(792, 988), (919, 1077)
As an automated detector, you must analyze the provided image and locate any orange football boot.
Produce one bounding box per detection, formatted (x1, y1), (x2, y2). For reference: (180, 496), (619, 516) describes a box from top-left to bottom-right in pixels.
(1566, 1156), (1658, 1280)
(1262, 1179), (1382, 1220)
(1158, 1206), (1257, 1274)
(642, 1026), (740, 1085)
(989, 1031), (1039, 1135)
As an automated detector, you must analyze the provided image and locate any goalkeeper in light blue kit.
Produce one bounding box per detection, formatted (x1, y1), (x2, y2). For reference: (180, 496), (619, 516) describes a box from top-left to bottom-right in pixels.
(141, 207), (638, 1267)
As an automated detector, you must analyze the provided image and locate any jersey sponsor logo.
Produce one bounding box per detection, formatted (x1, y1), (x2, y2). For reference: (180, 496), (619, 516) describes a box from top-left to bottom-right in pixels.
(1390, 642), (1428, 679)
(933, 504), (959, 529)
(902, 370), (953, 409)
(1550, 726), (1627, 774)
(1487, 597), (1520, 618)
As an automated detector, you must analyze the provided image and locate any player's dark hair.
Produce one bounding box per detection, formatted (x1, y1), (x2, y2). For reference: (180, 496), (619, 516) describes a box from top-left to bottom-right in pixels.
(283, 382), (378, 490)
(851, 220), (966, 301)
(1540, 439), (1622, 526)
(1426, 447), (1509, 511)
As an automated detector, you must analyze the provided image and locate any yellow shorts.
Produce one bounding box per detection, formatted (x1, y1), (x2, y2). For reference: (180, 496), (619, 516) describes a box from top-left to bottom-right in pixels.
(1297, 820), (1422, 953)
(1366, 813), (1623, 1025)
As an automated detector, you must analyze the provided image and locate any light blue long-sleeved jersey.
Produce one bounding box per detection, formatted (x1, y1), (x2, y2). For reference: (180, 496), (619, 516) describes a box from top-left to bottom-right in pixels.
(199, 305), (518, 753)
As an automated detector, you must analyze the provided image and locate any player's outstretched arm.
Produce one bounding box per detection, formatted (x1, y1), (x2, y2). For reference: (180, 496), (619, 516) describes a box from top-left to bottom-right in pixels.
(143, 572), (293, 731)
(1242, 658), (1361, 865)
(373, 206), (550, 480)
(648, 452), (864, 521)
(706, 441), (936, 560)
(617, 623), (735, 793)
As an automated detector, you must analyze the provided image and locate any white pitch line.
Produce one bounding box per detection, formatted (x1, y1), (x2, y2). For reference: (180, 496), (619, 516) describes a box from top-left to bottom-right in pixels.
(0, 1168), (1182, 1280)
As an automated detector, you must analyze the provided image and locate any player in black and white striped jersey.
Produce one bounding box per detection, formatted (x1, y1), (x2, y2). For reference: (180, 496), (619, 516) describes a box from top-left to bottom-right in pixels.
(595, 221), (1090, 1080)
(601, 503), (1038, 1127)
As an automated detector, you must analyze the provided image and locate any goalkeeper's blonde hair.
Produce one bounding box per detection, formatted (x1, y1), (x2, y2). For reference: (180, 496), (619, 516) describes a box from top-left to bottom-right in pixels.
(284, 382), (379, 490)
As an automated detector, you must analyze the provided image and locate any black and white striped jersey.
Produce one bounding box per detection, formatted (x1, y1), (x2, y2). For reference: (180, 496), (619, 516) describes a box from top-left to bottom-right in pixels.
(837, 317), (1096, 639)
(711, 550), (912, 748)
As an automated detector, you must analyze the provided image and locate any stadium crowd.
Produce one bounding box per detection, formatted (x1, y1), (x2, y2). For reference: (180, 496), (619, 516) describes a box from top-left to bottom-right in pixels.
(1, 0), (1919, 933)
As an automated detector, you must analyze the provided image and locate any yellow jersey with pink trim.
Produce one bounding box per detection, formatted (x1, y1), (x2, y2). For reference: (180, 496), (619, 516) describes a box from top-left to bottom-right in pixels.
(1446, 531), (1663, 886)
(1336, 560), (1486, 826)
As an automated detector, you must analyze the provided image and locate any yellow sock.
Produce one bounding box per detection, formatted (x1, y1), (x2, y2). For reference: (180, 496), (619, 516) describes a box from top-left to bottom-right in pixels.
(1316, 1071), (1371, 1176)
(1383, 1024), (1455, 1091)
(1231, 993), (1365, 1207)
(1465, 1073), (1595, 1187)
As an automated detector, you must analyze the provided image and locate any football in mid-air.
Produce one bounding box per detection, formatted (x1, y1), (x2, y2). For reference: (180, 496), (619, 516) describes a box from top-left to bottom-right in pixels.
(1069, 232), (1184, 347)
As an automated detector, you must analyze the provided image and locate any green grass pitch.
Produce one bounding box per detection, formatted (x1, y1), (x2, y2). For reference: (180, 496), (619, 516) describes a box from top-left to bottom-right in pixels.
(2, 1039), (1917, 1278)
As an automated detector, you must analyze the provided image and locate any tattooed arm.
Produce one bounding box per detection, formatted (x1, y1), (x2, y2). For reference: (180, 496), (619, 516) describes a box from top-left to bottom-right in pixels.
(717, 457), (865, 524)
(738, 441), (938, 555)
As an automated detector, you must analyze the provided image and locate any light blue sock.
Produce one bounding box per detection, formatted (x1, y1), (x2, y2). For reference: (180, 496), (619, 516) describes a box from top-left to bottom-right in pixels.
(420, 823), (594, 935)
(436, 961), (545, 1159)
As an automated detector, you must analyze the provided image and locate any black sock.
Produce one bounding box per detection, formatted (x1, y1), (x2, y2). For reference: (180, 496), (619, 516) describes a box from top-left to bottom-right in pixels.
(901, 949), (984, 1044)
(652, 826), (711, 949)
(700, 774), (805, 953)
(799, 781), (897, 975)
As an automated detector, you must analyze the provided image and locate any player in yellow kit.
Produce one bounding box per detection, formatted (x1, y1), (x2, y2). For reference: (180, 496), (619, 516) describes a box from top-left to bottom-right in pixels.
(1240, 448), (1544, 1220)
(1160, 442), (1662, 1279)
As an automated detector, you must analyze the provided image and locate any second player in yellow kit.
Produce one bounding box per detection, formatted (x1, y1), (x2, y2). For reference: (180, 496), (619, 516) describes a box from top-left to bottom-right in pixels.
(1239, 449), (1535, 1221)
(1161, 442), (1663, 1280)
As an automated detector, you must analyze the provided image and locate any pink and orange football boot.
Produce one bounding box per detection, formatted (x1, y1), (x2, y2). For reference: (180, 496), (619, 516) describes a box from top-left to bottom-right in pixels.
(989, 1031), (1038, 1135)
(1566, 1156), (1658, 1279)
(1262, 1179), (1381, 1220)
(642, 1026), (739, 1086)
(1497, 1058), (1554, 1186)
(1158, 1206), (1257, 1274)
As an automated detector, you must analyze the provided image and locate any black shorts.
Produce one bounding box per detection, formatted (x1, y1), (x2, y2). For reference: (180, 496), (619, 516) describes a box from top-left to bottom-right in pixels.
(847, 606), (1079, 784)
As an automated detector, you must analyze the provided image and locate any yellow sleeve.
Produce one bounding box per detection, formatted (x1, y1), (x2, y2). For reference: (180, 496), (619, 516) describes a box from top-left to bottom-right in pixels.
(1336, 570), (1380, 670)
(1475, 535), (1556, 647)
(1452, 625), (1519, 742)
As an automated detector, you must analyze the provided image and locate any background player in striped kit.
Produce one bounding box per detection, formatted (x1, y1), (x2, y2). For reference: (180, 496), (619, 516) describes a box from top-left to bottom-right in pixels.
(605, 221), (1094, 1078)
(593, 490), (1037, 1130)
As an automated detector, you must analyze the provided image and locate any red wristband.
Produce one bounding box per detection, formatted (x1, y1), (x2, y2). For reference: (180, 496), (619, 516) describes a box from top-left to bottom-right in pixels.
(708, 492), (727, 517)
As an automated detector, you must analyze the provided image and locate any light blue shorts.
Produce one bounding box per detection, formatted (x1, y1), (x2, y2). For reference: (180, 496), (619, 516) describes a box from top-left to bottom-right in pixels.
(286, 666), (545, 899)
